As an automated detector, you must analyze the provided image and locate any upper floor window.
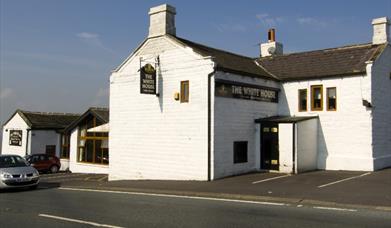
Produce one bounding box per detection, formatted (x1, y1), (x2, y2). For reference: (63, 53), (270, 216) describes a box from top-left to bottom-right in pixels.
(180, 81), (189, 103)
(311, 85), (323, 111)
(298, 89), (307, 112)
(327, 87), (337, 111)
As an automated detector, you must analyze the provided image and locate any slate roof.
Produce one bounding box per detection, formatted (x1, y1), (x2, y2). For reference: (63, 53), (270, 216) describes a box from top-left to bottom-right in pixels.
(63, 107), (109, 133)
(4, 110), (81, 130)
(172, 36), (278, 81)
(256, 43), (386, 81)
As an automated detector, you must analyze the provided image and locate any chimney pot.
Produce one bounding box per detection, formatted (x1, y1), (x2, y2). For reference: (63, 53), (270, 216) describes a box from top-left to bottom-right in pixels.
(268, 28), (276, 42)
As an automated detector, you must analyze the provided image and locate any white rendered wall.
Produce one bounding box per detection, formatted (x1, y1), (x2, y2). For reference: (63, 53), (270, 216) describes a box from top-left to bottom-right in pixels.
(371, 45), (391, 169)
(109, 36), (214, 180)
(213, 72), (279, 179)
(68, 127), (108, 174)
(296, 119), (318, 172)
(278, 123), (293, 173)
(1, 113), (29, 156)
(280, 75), (374, 171)
(29, 130), (61, 156)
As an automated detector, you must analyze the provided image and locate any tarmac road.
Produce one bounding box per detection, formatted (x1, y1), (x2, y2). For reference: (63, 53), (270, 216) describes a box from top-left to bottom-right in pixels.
(0, 186), (390, 228)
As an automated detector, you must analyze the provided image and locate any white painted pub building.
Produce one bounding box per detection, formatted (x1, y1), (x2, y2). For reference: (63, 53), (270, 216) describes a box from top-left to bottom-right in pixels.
(109, 4), (391, 181)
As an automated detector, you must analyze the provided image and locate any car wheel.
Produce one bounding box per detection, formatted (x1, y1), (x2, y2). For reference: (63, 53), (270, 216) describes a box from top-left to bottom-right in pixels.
(50, 165), (59, 173)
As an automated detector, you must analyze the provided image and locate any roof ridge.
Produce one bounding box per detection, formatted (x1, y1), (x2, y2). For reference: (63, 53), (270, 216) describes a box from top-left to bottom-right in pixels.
(89, 107), (109, 111)
(260, 42), (376, 59)
(18, 110), (81, 116)
(174, 36), (256, 60)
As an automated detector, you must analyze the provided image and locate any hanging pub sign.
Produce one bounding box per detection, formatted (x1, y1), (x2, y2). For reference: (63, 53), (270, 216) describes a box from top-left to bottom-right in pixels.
(215, 79), (279, 103)
(140, 63), (157, 94)
(9, 130), (22, 146)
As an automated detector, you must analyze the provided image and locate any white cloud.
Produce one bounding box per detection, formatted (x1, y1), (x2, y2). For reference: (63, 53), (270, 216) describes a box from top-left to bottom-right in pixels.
(214, 23), (247, 33)
(256, 13), (284, 27)
(0, 88), (14, 99)
(77, 32), (99, 39)
(297, 17), (328, 27)
(76, 32), (114, 53)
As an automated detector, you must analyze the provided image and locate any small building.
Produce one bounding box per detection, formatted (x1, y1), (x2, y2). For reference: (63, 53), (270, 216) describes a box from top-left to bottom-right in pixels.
(63, 107), (109, 174)
(109, 4), (390, 181)
(1, 110), (80, 166)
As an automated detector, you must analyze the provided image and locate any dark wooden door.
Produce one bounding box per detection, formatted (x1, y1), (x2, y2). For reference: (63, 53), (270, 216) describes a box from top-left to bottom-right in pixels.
(261, 122), (279, 170)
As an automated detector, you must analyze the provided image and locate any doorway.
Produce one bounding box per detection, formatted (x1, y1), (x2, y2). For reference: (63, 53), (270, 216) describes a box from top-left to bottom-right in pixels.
(261, 122), (279, 170)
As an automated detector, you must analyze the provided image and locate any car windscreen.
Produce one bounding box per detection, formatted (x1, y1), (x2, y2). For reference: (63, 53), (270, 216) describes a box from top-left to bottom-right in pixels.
(0, 156), (29, 168)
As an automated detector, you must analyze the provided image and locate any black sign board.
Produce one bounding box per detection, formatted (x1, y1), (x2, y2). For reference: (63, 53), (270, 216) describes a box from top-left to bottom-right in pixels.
(140, 64), (157, 94)
(215, 79), (278, 103)
(9, 130), (22, 146)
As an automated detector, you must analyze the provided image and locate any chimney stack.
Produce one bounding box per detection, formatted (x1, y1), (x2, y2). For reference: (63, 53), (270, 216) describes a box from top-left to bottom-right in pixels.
(372, 17), (390, 45)
(148, 4), (176, 38)
(260, 28), (283, 57)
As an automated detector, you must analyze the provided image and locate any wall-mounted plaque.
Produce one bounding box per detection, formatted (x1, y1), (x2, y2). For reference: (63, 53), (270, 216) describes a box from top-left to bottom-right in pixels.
(140, 63), (156, 94)
(215, 79), (279, 103)
(9, 130), (22, 146)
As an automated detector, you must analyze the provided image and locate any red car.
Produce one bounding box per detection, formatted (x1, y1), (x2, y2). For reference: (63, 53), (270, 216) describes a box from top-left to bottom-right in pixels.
(25, 154), (61, 173)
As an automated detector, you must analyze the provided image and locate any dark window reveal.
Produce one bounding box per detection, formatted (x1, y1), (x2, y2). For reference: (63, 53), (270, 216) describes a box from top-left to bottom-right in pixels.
(233, 141), (248, 163)
(327, 87), (337, 111)
(180, 81), (189, 103)
(298, 89), (307, 112)
(311, 85), (323, 111)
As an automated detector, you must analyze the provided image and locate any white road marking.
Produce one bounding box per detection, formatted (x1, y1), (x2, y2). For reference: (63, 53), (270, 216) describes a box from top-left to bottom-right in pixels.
(38, 213), (124, 228)
(59, 187), (287, 206)
(40, 173), (91, 180)
(97, 176), (108, 182)
(313, 206), (357, 212)
(252, 174), (291, 184)
(317, 172), (371, 188)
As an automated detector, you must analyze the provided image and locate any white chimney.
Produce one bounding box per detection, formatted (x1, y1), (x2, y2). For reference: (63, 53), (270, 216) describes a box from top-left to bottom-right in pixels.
(372, 17), (390, 45)
(260, 28), (283, 57)
(148, 4), (176, 38)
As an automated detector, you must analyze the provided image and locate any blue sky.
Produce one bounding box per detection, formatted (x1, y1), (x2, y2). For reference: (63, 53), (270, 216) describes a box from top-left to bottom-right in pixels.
(0, 0), (390, 125)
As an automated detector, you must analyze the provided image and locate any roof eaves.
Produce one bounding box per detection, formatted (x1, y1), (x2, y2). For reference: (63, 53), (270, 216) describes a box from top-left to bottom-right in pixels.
(112, 37), (149, 73)
(281, 71), (366, 82)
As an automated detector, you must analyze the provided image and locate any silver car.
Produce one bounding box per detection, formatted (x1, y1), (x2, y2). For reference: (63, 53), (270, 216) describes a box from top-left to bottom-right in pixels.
(0, 155), (40, 190)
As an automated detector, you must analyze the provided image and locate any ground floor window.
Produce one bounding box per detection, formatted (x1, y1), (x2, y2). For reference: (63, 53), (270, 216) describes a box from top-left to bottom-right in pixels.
(60, 134), (70, 159)
(77, 115), (109, 165)
(233, 141), (248, 163)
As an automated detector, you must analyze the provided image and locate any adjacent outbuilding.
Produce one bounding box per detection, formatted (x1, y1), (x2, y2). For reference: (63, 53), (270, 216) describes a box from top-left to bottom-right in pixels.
(1, 110), (80, 164)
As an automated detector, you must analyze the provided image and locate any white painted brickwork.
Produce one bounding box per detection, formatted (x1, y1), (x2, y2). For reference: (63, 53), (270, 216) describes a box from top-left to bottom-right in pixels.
(1, 113), (29, 156)
(213, 72), (279, 179)
(280, 75), (374, 171)
(371, 45), (391, 169)
(29, 130), (61, 156)
(109, 36), (215, 180)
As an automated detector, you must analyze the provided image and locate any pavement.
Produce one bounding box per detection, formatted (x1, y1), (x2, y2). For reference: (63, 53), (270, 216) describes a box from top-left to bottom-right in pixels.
(37, 168), (391, 211)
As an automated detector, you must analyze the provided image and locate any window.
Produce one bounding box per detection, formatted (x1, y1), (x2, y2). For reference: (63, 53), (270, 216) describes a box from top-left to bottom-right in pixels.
(233, 141), (248, 163)
(311, 85), (323, 111)
(298, 89), (307, 112)
(45, 145), (56, 156)
(180, 81), (189, 103)
(60, 134), (70, 159)
(327, 87), (337, 111)
(77, 115), (109, 165)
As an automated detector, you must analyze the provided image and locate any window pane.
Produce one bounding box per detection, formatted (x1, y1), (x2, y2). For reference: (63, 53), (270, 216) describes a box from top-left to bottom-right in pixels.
(233, 141), (248, 163)
(311, 85), (323, 110)
(299, 89), (307, 111)
(180, 81), (189, 103)
(327, 87), (337, 111)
